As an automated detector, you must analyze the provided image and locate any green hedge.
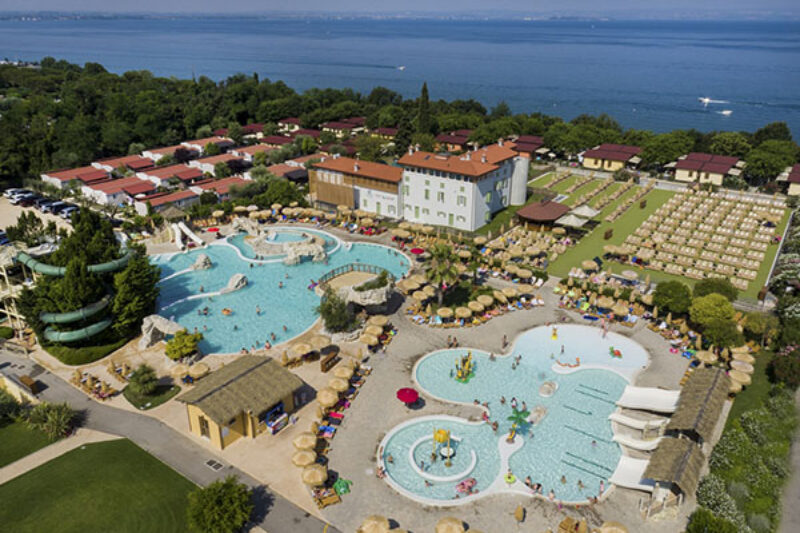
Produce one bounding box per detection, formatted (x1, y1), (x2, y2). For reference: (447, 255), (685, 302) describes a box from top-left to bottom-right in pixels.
(43, 337), (128, 366)
(0, 326), (13, 339)
(122, 384), (181, 411)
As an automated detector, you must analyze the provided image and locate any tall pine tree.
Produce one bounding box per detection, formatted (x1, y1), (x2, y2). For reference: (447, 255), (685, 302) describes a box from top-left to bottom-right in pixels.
(417, 82), (432, 135)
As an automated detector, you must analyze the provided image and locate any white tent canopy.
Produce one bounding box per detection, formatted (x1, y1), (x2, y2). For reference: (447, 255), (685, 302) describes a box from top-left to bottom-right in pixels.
(555, 214), (589, 228)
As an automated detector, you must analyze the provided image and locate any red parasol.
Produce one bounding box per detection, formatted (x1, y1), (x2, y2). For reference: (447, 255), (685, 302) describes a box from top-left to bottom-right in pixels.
(206, 227), (220, 233)
(410, 248), (424, 255)
(396, 387), (419, 404)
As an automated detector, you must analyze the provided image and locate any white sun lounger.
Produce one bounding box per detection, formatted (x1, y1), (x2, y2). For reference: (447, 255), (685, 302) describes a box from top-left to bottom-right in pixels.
(613, 433), (663, 451)
(616, 386), (680, 414)
(608, 412), (668, 430)
(609, 455), (656, 493)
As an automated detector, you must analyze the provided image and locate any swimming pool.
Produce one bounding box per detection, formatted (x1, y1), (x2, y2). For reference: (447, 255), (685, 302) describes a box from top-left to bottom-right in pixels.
(152, 227), (410, 354)
(379, 324), (649, 506)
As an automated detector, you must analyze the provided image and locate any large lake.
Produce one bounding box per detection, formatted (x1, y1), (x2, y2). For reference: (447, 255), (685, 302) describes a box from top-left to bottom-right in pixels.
(1, 17), (798, 134)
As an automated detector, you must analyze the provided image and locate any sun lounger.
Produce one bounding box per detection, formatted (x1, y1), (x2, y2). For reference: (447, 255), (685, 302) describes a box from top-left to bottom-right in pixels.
(616, 386), (680, 413)
(609, 455), (655, 493)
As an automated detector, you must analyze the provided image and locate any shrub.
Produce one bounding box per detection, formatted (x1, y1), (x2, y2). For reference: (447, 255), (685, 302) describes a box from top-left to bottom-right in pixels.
(690, 293), (735, 328)
(693, 277), (738, 301)
(686, 507), (739, 533)
(0, 326), (13, 339)
(653, 280), (692, 314)
(128, 364), (158, 396)
(354, 270), (389, 292)
(739, 408), (770, 446)
(696, 474), (750, 531)
(727, 481), (750, 508)
(768, 351), (800, 389)
(710, 426), (755, 472)
(187, 476), (253, 533)
(315, 289), (357, 333)
(165, 329), (203, 361)
(24, 402), (75, 440)
(43, 337), (128, 365)
(747, 514), (771, 533)
(0, 388), (20, 420)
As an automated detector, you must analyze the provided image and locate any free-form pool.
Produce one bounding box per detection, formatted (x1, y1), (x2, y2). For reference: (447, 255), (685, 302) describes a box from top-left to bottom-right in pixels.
(153, 227), (409, 354)
(380, 324), (649, 505)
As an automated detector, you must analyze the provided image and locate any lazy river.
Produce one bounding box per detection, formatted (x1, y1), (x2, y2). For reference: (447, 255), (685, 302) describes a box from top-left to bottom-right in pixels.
(379, 324), (649, 505)
(152, 227), (410, 354)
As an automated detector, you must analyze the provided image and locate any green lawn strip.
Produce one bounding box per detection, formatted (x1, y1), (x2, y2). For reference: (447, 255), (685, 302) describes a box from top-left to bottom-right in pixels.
(123, 384), (182, 411)
(528, 171), (555, 187)
(726, 349), (772, 426)
(0, 439), (195, 533)
(549, 188), (675, 278)
(562, 180), (606, 207)
(742, 209), (792, 302)
(588, 182), (623, 209)
(548, 174), (580, 194)
(0, 421), (53, 468)
(475, 192), (546, 235)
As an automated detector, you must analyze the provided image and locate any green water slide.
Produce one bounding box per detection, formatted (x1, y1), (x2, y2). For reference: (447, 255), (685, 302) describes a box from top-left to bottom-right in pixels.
(15, 250), (132, 343)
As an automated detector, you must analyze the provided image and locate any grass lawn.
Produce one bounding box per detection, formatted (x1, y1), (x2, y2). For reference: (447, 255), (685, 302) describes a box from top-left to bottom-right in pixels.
(548, 174), (581, 195)
(528, 171), (555, 187)
(475, 192), (546, 236)
(562, 180), (605, 206)
(0, 421), (53, 468)
(726, 349), (773, 426)
(123, 384), (181, 410)
(588, 182), (623, 210)
(0, 439), (195, 533)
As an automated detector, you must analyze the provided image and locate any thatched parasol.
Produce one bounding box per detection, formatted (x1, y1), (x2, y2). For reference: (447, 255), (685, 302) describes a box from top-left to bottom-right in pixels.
(188, 362), (209, 379)
(301, 464), (328, 486)
(732, 351), (755, 364)
(422, 225), (434, 234)
(695, 350), (718, 364)
(599, 522), (629, 533)
(729, 380), (743, 394)
(437, 307), (454, 318)
(391, 227), (408, 237)
(516, 268), (533, 279)
(400, 279), (420, 292)
(730, 360), (754, 374)
(358, 515), (390, 533)
(612, 303), (629, 316)
(212, 210), (225, 218)
(398, 221), (411, 229)
(411, 290), (428, 302)
(359, 333), (379, 346)
(582, 260), (598, 271)
(233, 205), (248, 213)
(476, 294), (494, 307)
(597, 296), (615, 308)
(621, 270), (639, 281)
(316, 388), (339, 408)
(271, 203), (283, 210)
(473, 236), (487, 245)
(729, 369), (751, 385)
(333, 365), (354, 379)
(435, 516), (465, 533)
(365, 325), (384, 337)
(502, 287), (518, 298)
(293, 432), (317, 450)
(493, 290), (508, 304)
(329, 377), (349, 392)
(368, 315), (389, 327)
(292, 449), (317, 467)
(552, 227), (566, 235)
(410, 273), (427, 284)
(309, 335), (331, 350)
(516, 283), (535, 294)
(455, 307), (472, 319)
(171, 363), (189, 379)
(730, 345), (750, 353)
(505, 264), (519, 275)
(468, 301), (485, 313)
(422, 284), (436, 297)
(291, 342), (312, 356)
(457, 249), (472, 259)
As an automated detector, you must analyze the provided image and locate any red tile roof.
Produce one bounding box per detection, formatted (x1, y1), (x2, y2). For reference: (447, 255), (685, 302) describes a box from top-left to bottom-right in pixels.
(398, 143), (517, 178)
(321, 121), (355, 131)
(145, 189), (198, 207)
(373, 127), (398, 136)
(788, 164), (800, 184)
(516, 200), (571, 222)
(44, 166), (109, 182)
(291, 128), (321, 139)
(144, 144), (199, 158)
(287, 153), (325, 166)
(675, 152), (740, 175)
(232, 145), (276, 157)
(88, 176), (148, 194)
(583, 143), (642, 163)
(94, 155), (154, 171)
(261, 135), (293, 146)
(194, 177), (248, 195)
(342, 117), (366, 126)
(195, 153), (242, 165)
(122, 181), (156, 196)
(435, 132), (470, 146)
(214, 123), (264, 136)
(278, 117), (301, 125)
(313, 156), (402, 184)
(182, 136), (233, 148)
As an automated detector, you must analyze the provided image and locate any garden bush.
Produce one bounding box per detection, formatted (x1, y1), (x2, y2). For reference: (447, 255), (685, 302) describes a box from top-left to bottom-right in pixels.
(767, 351), (800, 389)
(727, 481), (750, 508)
(44, 337), (128, 365)
(0, 326), (13, 339)
(687, 507), (739, 533)
(354, 270), (389, 292)
(747, 514), (771, 533)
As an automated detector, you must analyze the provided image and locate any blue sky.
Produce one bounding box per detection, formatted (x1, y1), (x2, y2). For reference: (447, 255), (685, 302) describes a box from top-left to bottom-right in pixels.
(2, 0), (798, 16)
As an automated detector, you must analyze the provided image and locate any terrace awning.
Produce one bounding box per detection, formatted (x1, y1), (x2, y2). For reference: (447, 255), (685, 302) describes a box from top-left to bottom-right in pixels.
(643, 438), (705, 496)
(666, 368), (730, 443)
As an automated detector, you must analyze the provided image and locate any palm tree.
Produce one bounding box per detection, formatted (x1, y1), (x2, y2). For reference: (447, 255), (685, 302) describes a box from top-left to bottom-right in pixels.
(427, 244), (460, 305)
(506, 407), (530, 442)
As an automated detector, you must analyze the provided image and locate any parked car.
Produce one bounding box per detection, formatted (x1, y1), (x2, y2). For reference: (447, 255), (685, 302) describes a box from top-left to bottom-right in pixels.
(59, 206), (79, 219)
(9, 192), (37, 205)
(42, 201), (67, 214)
(34, 197), (57, 211)
(16, 195), (40, 207)
(3, 188), (28, 198)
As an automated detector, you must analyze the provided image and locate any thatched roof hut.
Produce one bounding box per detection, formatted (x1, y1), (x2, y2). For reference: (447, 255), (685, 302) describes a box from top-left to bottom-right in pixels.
(177, 356), (304, 426)
(666, 368), (730, 444)
(644, 438), (705, 497)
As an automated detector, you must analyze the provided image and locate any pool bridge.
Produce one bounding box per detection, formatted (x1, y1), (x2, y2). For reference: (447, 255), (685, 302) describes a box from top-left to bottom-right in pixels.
(317, 262), (396, 290)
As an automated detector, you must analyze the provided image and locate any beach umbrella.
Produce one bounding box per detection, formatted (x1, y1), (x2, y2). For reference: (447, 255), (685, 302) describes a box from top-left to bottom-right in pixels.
(248, 210), (260, 219)
(729, 369), (752, 385)
(732, 351), (755, 364)
(316, 388), (339, 408)
(422, 225), (434, 234)
(621, 270), (639, 281)
(493, 290), (508, 304)
(411, 290), (428, 302)
(437, 307), (454, 319)
(368, 315), (389, 327)
(396, 387), (419, 405)
(505, 264), (519, 275)
(293, 432), (317, 450)
(582, 260), (598, 271)
(410, 273), (427, 284)
(597, 296), (614, 308)
(398, 221), (411, 229)
(357, 515), (390, 533)
(502, 286), (518, 298)
(324, 212), (337, 220)
(361, 218), (374, 227)
(292, 449), (317, 467)
(309, 335), (332, 350)
(476, 294), (494, 307)
(291, 342), (312, 356)
(454, 306), (472, 319)
(233, 205), (248, 213)
(473, 236), (487, 245)
(188, 362), (209, 379)
(212, 210), (225, 218)
(516, 268), (533, 279)
(359, 333), (379, 346)
(730, 360), (754, 374)
(729, 380), (743, 394)
(599, 522), (629, 533)
(333, 365), (354, 379)
(468, 301), (485, 313)
(435, 517), (466, 533)
(271, 203), (283, 210)
(246, 204), (258, 212)
(329, 377), (349, 392)
(423, 284), (437, 297)
(516, 283), (535, 295)
(612, 303), (629, 316)
(731, 345), (750, 353)
(391, 228), (408, 237)
(302, 464), (328, 486)
(365, 325), (384, 337)
(457, 250), (472, 259)
(400, 279), (420, 292)
(695, 350), (718, 364)
(170, 363), (189, 379)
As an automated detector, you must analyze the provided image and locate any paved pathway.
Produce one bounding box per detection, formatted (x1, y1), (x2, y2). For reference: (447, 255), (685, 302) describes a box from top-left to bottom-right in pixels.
(0, 427), (120, 485)
(779, 390), (800, 533)
(0, 352), (340, 533)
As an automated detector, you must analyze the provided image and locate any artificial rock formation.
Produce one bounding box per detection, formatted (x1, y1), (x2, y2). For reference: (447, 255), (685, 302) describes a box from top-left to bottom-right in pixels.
(220, 273), (248, 294)
(190, 253), (212, 270)
(138, 314), (184, 350)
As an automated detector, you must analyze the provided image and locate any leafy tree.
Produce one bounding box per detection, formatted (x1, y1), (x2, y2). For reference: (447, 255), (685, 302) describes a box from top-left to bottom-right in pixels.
(165, 329), (203, 360)
(417, 82), (432, 135)
(703, 318), (744, 348)
(128, 364), (158, 396)
(127, 142), (146, 155)
(686, 507), (739, 533)
(315, 289), (356, 332)
(355, 135), (384, 161)
(768, 350), (800, 389)
(204, 142), (222, 157)
(745, 139), (798, 184)
(112, 245), (161, 337)
(5, 210), (47, 246)
(427, 244), (460, 305)
(653, 280), (692, 314)
(24, 402), (75, 440)
(490, 101), (512, 120)
(744, 312), (779, 346)
(640, 131), (695, 168)
(693, 278), (738, 301)
(410, 133), (436, 152)
(214, 161), (232, 178)
(187, 476), (253, 533)
(227, 122), (244, 145)
(709, 132), (751, 157)
(690, 293), (735, 328)
(0, 388), (20, 421)
(252, 178), (305, 208)
(196, 125), (213, 138)
(753, 121), (792, 146)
